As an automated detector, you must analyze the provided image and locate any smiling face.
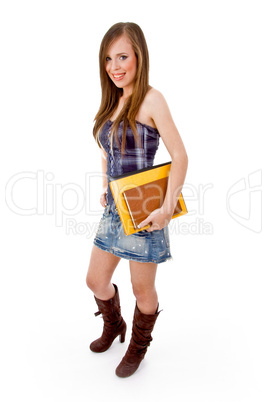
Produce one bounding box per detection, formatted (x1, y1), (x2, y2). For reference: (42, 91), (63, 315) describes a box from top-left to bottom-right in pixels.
(105, 34), (137, 97)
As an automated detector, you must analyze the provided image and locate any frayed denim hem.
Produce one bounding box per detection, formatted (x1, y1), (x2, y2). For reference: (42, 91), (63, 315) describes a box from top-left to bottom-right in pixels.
(93, 240), (173, 264)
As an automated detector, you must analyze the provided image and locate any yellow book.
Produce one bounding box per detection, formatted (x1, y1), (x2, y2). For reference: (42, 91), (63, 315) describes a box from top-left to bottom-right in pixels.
(109, 161), (187, 236)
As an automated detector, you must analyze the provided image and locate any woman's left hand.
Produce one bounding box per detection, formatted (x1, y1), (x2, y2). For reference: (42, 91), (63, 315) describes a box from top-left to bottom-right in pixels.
(137, 207), (172, 232)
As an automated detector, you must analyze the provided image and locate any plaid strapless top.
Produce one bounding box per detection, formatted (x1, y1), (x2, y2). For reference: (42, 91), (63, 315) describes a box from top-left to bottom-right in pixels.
(99, 120), (160, 210)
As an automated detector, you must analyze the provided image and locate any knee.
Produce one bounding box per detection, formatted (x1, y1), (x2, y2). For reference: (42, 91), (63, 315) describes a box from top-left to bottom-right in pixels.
(85, 273), (98, 292)
(85, 274), (92, 290)
(85, 273), (111, 295)
(131, 283), (156, 302)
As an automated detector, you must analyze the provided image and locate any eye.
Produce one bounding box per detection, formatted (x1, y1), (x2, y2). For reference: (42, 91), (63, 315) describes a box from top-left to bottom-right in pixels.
(105, 56), (111, 62)
(119, 55), (128, 61)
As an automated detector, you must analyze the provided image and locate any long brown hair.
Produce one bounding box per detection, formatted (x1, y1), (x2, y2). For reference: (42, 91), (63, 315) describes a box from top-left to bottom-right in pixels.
(93, 22), (150, 154)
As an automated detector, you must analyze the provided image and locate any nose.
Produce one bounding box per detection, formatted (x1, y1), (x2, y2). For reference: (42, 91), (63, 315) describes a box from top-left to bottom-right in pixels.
(110, 58), (120, 72)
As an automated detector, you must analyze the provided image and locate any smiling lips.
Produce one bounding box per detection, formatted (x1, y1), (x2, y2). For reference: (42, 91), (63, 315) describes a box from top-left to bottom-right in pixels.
(112, 73), (125, 81)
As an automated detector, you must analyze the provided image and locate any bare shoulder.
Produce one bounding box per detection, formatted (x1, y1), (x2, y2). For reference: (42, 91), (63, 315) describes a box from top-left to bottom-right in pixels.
(145, 87), (173, 125)
(136, 87), (168, 127)
(145, 87), (167, 110)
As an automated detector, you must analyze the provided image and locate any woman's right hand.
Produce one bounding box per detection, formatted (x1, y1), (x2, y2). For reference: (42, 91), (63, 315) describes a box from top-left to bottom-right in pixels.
(100, 189), (108, 207)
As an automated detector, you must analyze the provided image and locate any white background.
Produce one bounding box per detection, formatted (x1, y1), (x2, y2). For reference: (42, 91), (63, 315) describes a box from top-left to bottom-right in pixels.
(1, 0), (266, 401)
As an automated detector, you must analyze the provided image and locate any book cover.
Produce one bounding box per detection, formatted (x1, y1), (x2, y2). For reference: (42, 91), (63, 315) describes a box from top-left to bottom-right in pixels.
(109, 161), (187, 235)
(123, 176), (183, 229)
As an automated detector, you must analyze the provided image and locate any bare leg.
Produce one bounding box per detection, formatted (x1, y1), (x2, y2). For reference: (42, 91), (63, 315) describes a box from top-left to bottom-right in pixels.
(129, 260), (158, 314)
(86, 245), (121, 300)
(87, 246), (126, 353)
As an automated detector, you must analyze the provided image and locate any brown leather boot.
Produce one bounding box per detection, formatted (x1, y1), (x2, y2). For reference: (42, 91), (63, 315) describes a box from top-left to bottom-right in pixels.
(115, 303), (161, 378)
(90, 284), (127, 353)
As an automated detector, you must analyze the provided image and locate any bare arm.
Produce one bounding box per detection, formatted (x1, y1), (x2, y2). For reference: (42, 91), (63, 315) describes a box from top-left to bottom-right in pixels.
(138, 89), (188, 231)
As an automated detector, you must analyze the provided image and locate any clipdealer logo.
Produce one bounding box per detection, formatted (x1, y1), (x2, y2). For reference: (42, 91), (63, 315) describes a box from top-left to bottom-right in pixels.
(5, 169), (262, 237)
(5, 169), (214, 237)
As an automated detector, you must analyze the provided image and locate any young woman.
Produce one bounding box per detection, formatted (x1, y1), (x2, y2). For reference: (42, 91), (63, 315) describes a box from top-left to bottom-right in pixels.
(86, 22), (188, 378)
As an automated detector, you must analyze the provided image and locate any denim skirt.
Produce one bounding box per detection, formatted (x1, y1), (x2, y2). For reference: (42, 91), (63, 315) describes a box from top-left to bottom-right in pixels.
(93, 204), (172, 264)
